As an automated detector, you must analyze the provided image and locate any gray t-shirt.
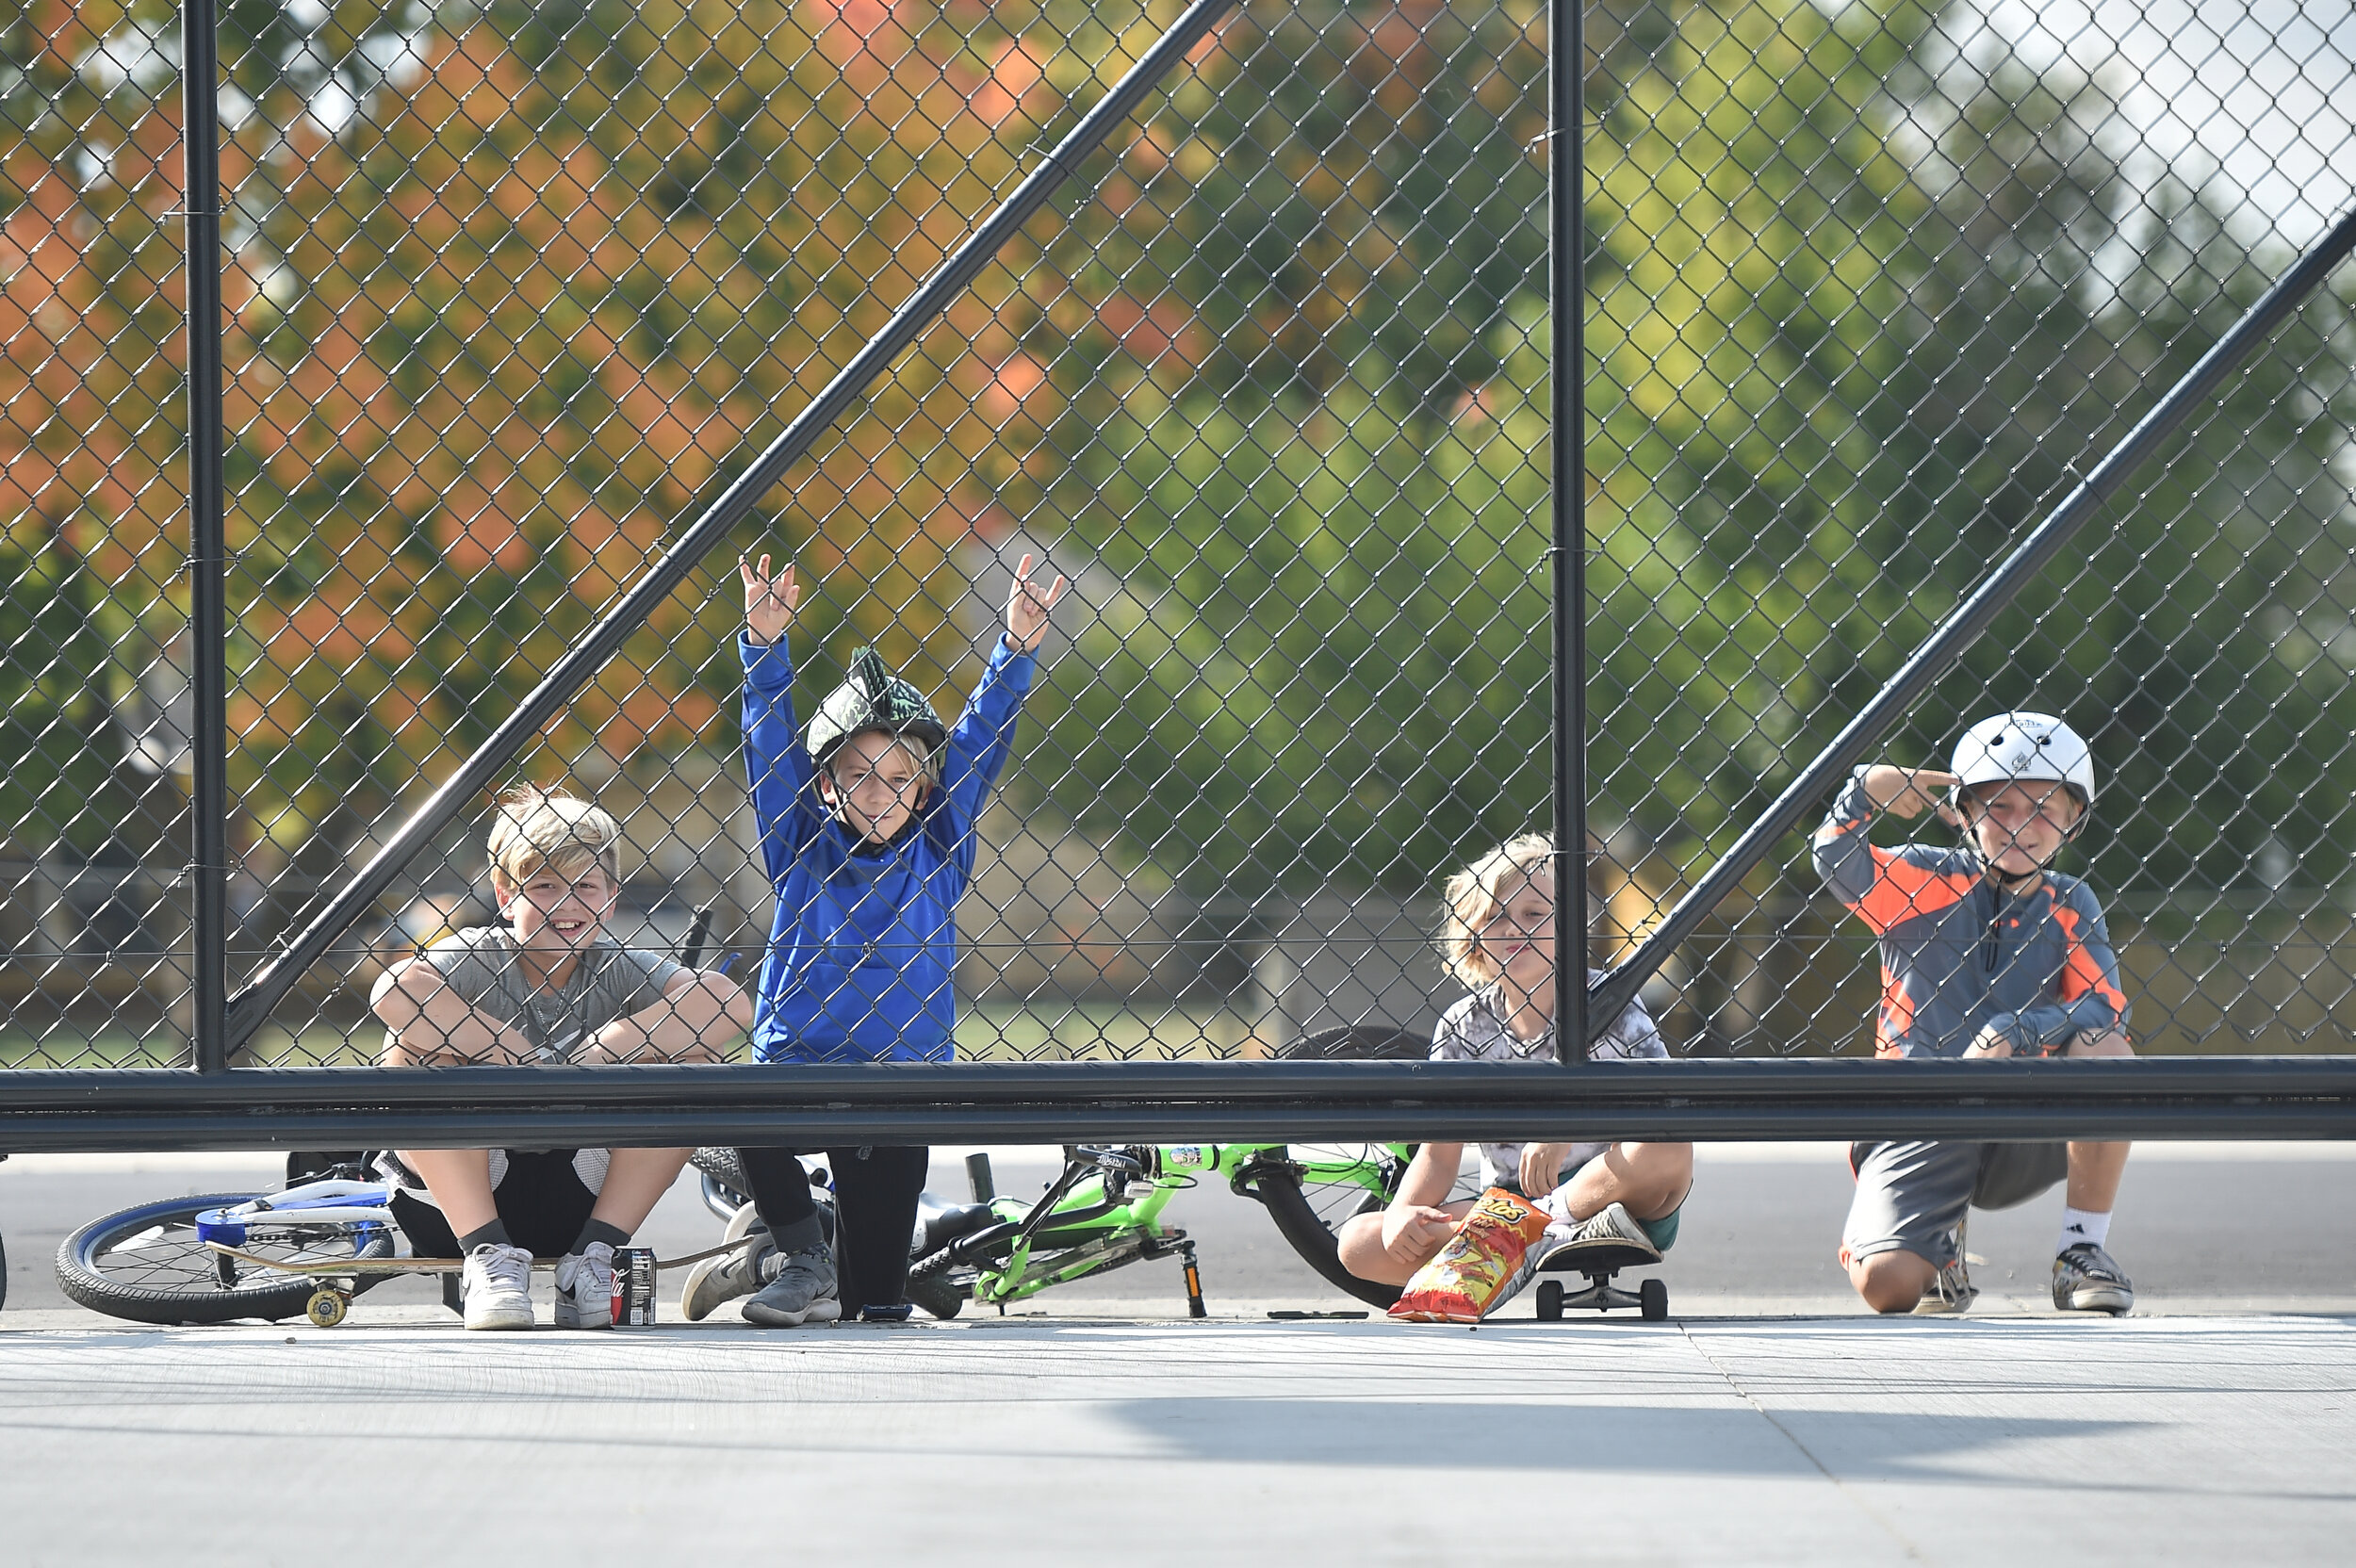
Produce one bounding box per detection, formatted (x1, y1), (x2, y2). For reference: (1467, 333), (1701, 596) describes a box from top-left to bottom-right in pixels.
(400, 925), (685, 1064)
(1429, 974), (1669, 1192)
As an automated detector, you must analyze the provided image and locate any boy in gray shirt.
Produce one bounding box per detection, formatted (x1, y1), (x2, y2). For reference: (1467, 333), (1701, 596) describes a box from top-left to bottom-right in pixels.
(372, 789), (751, 1329)
(1336, 833), (1693, 1293)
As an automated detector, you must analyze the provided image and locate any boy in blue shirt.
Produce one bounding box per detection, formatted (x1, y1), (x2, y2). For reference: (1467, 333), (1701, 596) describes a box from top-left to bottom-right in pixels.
(684, 549), (1063, 1326)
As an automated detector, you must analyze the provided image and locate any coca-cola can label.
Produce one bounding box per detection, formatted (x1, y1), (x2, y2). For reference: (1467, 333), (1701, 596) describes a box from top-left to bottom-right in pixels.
(612, 1246), (657, 1326)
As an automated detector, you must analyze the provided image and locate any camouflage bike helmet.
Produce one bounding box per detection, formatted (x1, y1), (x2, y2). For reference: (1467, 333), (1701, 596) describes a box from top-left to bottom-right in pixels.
(805, 645), (948, 776)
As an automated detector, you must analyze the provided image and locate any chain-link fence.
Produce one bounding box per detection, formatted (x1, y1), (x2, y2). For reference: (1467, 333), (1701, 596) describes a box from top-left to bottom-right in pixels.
(4, 0), (2355, 1072)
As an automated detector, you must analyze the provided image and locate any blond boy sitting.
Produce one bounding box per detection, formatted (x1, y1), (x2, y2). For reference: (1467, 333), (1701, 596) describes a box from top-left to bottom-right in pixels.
(371, 789), (750, 1330)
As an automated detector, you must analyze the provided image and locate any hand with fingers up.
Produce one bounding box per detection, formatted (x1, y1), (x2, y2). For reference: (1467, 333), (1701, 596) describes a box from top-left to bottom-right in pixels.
(742, 552), (799, 647)
(1002, 552), (1068, 654)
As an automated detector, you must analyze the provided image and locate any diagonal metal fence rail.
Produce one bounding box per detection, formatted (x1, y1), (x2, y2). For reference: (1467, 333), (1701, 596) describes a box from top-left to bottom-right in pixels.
(4, 0), (2356, 1147)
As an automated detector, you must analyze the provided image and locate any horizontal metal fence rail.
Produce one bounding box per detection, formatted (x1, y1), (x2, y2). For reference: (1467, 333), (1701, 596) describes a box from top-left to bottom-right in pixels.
(2, 1058), (2352, 1151)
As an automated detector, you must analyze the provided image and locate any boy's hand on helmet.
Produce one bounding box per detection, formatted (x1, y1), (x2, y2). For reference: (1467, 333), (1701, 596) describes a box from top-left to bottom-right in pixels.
(742, 553), (798, 645)
(1864, 765), (1956, 819)
(1003, 552), (1068, 652)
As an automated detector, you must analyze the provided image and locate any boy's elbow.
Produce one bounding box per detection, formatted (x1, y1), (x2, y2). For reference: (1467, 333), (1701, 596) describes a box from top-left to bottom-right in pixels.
(369, 960), (425, 1028)
(693, 971), (754, 1033)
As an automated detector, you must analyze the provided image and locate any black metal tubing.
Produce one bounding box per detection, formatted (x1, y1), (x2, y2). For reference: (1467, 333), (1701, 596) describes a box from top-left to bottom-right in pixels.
(222, 0), (1243, 1051)
(1549, 0), (1587, 1064)
(1585, 201), (2356, 1040)
(181, 0), (230, 1072)
(0, 1058), (2351, 1152)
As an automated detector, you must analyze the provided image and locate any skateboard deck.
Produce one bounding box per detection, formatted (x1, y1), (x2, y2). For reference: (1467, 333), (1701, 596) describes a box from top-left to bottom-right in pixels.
(1528, 1233), (1661, 1276)
(205, 1233), (756, 1278)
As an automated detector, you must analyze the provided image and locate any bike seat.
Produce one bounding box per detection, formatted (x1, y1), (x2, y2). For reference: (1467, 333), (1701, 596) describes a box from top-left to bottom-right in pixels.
(911, 1193), (1000, 1258)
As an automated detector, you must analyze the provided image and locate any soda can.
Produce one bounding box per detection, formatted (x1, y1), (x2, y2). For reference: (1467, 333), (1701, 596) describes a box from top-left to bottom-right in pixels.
(612, 1246), (657, 1326)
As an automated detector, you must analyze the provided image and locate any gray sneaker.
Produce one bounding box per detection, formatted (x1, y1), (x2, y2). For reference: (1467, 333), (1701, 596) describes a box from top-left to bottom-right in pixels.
(2053, 1242), (2134, 1315)
(1559, 1200), (1663, 1262)
(742, 1243), (842, 1328)
(680, 1203), (776, 1322)
(1913, 1219), (1977, 1315)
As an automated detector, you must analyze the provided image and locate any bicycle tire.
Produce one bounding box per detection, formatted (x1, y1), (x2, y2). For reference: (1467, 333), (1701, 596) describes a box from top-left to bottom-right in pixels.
(1241, 1152), (1406, 1310)
(57, 1193), (396, 1326)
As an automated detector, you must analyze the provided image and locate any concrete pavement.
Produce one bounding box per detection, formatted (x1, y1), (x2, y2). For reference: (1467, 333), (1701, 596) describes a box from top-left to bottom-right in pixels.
(1, 1311), (2350, 1563)
(5, 1144), (2354, 1563)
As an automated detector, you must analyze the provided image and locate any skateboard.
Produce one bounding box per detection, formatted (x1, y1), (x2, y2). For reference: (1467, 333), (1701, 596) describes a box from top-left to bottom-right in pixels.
(1527, 1232), (1669, 1321)
(205, 1234), (760, 1328)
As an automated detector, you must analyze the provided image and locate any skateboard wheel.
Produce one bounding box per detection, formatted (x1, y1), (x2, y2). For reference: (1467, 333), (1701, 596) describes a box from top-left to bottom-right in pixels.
(1535, 1280), (1564, 1321)
(1639, 1277), (1668, 1321)
(305, 1288), (351, 1329)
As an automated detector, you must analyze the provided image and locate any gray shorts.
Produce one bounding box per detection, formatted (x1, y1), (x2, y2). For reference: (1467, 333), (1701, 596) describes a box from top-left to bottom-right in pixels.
(1841, 1139), (2068, 1267)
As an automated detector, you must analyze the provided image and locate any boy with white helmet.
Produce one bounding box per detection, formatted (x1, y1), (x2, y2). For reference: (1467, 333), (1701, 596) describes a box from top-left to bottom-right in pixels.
(1814, 711), (2135, 1315)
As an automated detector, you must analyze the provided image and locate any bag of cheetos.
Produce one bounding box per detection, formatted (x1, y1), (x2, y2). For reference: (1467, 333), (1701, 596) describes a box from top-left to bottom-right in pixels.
(1387, 1186), (1552, 1323)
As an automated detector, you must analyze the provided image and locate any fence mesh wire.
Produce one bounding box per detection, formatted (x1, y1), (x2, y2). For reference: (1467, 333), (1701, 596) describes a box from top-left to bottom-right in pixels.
(4, 0), (2355, 1069)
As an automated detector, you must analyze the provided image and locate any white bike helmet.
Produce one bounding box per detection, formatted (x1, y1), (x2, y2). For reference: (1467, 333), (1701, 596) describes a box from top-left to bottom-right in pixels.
(1950, 710), (2096, 812)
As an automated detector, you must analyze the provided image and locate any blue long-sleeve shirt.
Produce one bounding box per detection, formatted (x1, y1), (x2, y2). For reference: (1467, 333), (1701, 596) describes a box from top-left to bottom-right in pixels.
(740, 633), (1033, 1062)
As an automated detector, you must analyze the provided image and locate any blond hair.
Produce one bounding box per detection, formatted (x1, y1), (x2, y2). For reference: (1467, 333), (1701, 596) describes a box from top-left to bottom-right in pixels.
(1439, 832), (1556, 987)
(486, 787), (624, 891)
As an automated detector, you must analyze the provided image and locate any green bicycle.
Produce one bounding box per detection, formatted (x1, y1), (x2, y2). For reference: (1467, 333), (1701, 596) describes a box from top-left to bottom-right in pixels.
(900, 1139), (1415, 1318)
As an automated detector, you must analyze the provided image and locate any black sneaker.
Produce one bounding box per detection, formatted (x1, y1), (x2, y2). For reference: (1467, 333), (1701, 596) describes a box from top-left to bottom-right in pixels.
(2053, 1242), (2134, 1315)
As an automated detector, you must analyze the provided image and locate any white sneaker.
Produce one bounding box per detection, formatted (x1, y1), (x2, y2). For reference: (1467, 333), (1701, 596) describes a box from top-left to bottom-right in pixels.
(461, 1243), (535, 1331)
(553, 1241), (615, 1331)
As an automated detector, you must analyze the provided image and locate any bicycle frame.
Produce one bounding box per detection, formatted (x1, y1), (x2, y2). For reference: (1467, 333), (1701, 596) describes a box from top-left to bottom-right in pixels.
(192, 1181), (393, 1251)
(952, 1141), (1410, 1311)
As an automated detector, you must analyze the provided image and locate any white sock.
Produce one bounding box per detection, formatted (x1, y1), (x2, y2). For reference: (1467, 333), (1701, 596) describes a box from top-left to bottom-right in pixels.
(2058, 1207), (2111, 1253)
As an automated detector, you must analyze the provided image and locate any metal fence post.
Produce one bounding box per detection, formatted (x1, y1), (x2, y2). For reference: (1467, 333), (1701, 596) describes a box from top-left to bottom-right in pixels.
(1552, 0), (1588, 1064)
(180, 0), (229, 1074)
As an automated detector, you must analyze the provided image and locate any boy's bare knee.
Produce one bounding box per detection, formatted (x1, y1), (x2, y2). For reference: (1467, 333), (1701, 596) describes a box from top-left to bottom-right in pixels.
(1336, 1214), (1417, 1287)
(1850, 1251), (1932, 1314)
(2066, 1027), (2133, 1059)
(1616, 1141), (1693, 1216)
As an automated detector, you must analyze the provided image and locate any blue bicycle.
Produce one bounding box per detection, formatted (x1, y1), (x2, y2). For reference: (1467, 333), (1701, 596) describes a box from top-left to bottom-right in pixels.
(56, 1163), (401, 1326)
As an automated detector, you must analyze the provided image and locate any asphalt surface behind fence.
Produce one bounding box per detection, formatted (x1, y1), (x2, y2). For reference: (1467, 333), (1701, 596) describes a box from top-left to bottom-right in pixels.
(3, 1144), (2352, 1564)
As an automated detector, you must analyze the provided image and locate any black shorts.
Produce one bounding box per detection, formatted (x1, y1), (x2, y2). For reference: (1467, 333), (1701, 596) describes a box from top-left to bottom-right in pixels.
(385, 1149), (605, 1259)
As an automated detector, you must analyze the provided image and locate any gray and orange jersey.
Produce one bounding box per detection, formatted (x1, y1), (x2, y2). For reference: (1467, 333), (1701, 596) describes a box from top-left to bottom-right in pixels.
(1813, 769), (2130, 1059)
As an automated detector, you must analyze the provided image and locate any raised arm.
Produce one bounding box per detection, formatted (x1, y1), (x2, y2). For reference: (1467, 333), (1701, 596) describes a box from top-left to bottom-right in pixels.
(739, 552), (821, 874)
(1813, 765), (1958, 919)
(938, 553), (1063, 819)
